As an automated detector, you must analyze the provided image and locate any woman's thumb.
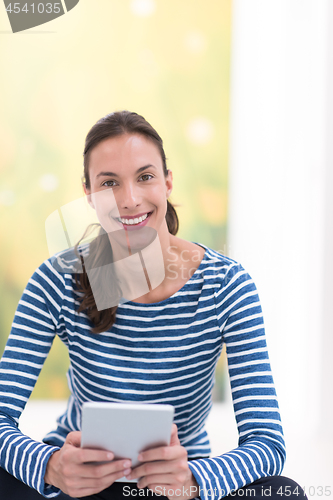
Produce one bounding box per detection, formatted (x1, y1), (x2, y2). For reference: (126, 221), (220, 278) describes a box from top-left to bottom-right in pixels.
(65, 431), (82, 448)
(169, 424), (180, 446)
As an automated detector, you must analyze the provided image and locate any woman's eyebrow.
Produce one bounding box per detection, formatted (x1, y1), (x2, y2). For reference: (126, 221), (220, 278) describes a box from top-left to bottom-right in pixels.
(96, 164), (157, 178)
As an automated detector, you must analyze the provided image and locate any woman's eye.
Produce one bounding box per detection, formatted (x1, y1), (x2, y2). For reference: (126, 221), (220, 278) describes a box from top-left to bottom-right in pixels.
(102, 180), (116, 187)
(140, 174), (153, 181)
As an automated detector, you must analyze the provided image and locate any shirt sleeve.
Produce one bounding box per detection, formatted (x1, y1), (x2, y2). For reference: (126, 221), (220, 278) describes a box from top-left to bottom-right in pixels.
(0, 259), (67, 498)
(188, 261), (286, 500)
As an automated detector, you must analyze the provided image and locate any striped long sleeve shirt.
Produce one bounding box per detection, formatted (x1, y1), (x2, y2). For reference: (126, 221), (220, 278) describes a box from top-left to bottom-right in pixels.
(0, 244), (286, 498)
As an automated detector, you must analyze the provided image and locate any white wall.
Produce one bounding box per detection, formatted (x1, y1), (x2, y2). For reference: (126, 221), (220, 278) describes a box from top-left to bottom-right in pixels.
(227, 0), (333, 487)
(320, 0), (333, 439)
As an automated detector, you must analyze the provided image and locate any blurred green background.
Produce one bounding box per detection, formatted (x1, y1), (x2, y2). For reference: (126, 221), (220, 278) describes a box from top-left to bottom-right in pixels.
(0, 0), (231, 399)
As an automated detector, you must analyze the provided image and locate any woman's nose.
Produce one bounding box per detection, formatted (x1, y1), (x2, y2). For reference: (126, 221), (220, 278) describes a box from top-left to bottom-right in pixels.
(118, 182), (141, 210)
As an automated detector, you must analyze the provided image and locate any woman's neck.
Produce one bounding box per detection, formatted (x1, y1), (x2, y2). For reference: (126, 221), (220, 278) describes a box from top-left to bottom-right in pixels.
(105, 225), (205, 304)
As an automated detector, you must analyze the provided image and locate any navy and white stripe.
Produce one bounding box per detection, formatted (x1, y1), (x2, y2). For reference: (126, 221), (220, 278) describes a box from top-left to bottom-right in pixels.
(0, 244), (285, 498)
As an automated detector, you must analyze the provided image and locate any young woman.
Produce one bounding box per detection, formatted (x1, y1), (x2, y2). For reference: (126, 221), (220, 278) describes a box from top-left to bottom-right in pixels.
(0, 111), (306, 500)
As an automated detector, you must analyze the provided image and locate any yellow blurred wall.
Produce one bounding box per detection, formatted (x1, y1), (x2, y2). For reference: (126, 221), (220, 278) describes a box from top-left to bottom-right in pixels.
(0, 0), (231, 398)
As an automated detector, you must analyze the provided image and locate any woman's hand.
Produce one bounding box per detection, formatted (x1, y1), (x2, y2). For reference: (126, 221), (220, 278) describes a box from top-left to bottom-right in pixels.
(44, 431), (132, 498)
(126, 424), (199, 500)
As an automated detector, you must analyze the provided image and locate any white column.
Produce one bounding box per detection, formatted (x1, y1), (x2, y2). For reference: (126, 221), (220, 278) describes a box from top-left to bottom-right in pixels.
(320, 0), (333, 437)
(228, 0), (330, 439)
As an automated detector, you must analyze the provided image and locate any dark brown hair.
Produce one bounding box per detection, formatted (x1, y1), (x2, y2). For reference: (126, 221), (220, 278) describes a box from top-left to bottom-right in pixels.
(75, 110), (179, 333)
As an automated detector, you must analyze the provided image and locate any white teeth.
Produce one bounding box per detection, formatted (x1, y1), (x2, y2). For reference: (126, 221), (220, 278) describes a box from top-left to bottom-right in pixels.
(119, 213), (149, 225)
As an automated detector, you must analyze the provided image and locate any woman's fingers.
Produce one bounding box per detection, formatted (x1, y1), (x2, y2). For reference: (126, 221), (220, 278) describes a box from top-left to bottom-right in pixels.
(136, 443), (184, 465)
(45, 431), (133, 498)
(134, 461), (190, 489)
(129, 459), (174, 480)
(73, 447), (114, 465)
(62, 453), (132, 481)
(124, 424), (196, 500)
(137, 473), (183, 489)
(128, 443), (187, 480)
(52, 459), (131, 498)
(65, 431), (116, 464)
(169, 424), (180, 446)
(65, 431), (82, 446)
(78, 458), (132, 479)
(71, 466), (129, 487)
(58, 467), (128, 498)
(135, 425), (183, 465)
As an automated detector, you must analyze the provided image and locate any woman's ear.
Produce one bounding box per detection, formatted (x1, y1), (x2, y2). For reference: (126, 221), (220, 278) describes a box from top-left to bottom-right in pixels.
(165, 169), (173, 198)
(83, 183), (95, 210)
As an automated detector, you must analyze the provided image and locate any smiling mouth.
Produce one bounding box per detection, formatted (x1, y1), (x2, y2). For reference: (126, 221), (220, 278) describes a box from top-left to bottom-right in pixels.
(115, 212), (152, 226)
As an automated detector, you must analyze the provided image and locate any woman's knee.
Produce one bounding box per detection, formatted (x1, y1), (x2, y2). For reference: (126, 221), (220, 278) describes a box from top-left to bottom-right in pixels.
(257, 475), (306, 493)
(228, 475), (307, 499)
(0, 466), (77, 500)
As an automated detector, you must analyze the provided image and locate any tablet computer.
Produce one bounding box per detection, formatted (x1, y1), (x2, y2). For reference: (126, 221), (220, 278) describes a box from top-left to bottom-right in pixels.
(81, 402), (175, 482)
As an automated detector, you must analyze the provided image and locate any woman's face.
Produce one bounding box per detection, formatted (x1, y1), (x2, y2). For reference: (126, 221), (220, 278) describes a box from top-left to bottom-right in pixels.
(84, 133), (173, 252)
